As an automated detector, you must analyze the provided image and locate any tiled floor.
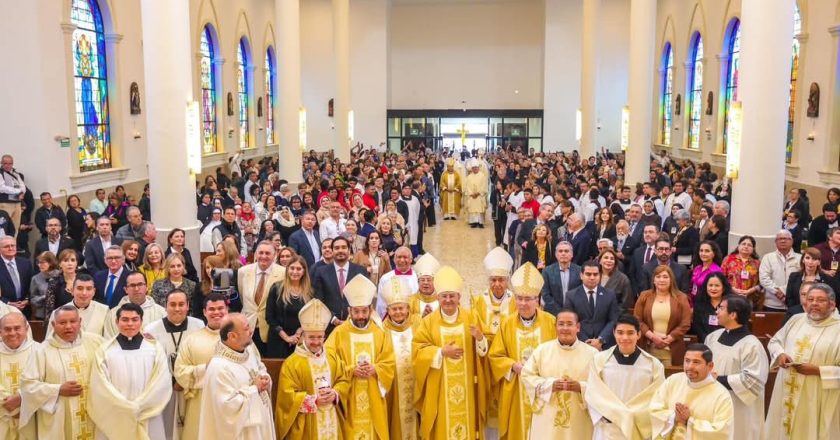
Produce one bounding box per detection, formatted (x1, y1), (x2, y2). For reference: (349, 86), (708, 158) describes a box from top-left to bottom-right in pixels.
(421, 210), (496, 295)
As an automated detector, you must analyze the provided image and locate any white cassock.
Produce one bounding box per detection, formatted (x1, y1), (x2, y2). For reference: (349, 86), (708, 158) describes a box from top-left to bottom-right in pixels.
(198, 342), (275, 440)
(145, 317), (206, 440)
(0, 338), (38, 440)
(47, 301), (110, 338)
(521, 339), (598, 440)
(765, 312), (840, 440)
(400, 195), (421, 245)
(464, 171), (488, 224)
(584, 347), (664, 440)
(88, 336), (172, 440)
(705, 327), (769, 440)
(103, 297), (166, 339)
(649, 373), (734, 440)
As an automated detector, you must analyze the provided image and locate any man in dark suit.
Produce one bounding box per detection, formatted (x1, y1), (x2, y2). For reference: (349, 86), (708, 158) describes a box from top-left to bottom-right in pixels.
(33, 217), (76, 261)
(288, 211), (321, 268)
(638, 237), (690, 293)
(613, 219), (639, 275)
(83, 216), (123, 273)
(806, 204), (838, 247)
(0, 236), (33, 315)
(626, 204), (646, 244)
(566, 213), (592, 265)
(541, 241), (583, 315)
(630, 224), (660, 292)
(312, 237), (367, 335)
(516, 203), (559, 250)
(93, 246), (129, 308)
(564, 261), (620, 349)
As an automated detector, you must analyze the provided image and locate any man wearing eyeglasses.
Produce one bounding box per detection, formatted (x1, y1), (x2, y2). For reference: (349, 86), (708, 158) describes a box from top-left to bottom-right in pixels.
(638, 237), (690, 294)
(103, 271), (165, 338)
(94, 246), (129, 308)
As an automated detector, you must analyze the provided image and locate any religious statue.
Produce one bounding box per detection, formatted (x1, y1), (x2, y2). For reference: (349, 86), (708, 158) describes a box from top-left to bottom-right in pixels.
(808, 82), (820, 118)
(705, 91), (713, 115)
(227, 92), (234, 116)
(130, 82), (141, 115)
(675, 94), (681, 115)
(257, 97), (263, 117)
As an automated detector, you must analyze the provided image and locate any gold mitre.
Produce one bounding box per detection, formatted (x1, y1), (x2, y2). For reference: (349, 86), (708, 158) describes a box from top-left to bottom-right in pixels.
(343, 274), (377, 308)
(484, 247), (513, 278)
(511, 262), (544, 297)
(446, 157), (456, 167)
(381, 276), (412, 306)
(298, 299), (331, 332)
(414, 253), (441, 278)
(434, 265), (464, 294)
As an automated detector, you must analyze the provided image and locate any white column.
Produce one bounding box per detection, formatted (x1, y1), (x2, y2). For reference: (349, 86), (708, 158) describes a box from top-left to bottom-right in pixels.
(579, 0), (600, 158)
(625, 0), (657, 186)
(730, 0), (795, 254)
(276, 0), (303, 184)
(333, 0), (351, 162)
(139, 0), (200, 254)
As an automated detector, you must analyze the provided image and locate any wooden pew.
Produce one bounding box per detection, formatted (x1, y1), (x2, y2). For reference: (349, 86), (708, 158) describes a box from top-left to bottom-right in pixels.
(30, 320), (46, 343)
(263, 358), (284, 407)
(750, 312), (785, 338)
(669, 335), (698, 366)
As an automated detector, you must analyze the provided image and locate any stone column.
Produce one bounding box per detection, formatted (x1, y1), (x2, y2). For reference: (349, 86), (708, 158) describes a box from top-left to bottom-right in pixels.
(579, 0), (600, 158)
(730, 0), (795, 254)
(276, 0), (303, 184)
(139, 0), (200, 258)
(625, 0), (657, 186)
(333, 0), (351, 162)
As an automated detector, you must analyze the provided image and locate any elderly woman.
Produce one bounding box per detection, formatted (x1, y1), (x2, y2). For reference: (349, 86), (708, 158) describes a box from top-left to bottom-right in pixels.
(633, 265), (692, 366)
(671, 208), (699, 267)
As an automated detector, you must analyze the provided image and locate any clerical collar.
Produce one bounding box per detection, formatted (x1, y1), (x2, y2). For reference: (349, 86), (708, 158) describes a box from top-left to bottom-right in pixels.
(163, 317), (188, 333)
(395, 268), (413, 276)
(613, 347), (642, 365)
(215, 341), (249, 364)
(519, 313), (536, 327)
(686, 373), (716, 389)
(556, 339), (578, 349)
(72, 300), (90, 311)
(116, 334), (143, 350)
(717, 326), (750, 346)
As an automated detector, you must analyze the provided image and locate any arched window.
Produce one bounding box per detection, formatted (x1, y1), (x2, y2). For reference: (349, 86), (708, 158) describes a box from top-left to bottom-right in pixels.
(200, 26), (217, 154)
(237, 38), (250, 149)
(722, 19), (741, 154)
(787, 6), (802, 163)
(71, 0), (111, 172)
(660, 42), (674, 145)
(265, 48), (276, 145)
(687, 33), (704, 150)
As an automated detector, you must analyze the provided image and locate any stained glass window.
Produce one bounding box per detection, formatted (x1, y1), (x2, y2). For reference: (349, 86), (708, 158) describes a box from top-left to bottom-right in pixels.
(787, 6), (802, 163)
(660, 43), (674, 145)
(237, 39), (250, 149)
(722, 20), (741, 154)
(265, 48), (276, 145)
(71, 0), (111, 172)
(200, 26), (217, 154)
(688, 33), (704, 150)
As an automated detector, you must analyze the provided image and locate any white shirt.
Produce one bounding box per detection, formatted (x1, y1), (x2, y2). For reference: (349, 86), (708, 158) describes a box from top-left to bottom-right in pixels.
(759, 250), (801, 310)
(319, 216), (347, 240)
(47, 237), (60, 256)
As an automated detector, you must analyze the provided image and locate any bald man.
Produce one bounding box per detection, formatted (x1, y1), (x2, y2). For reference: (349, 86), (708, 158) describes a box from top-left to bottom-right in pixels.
(0, 313), (37, 439)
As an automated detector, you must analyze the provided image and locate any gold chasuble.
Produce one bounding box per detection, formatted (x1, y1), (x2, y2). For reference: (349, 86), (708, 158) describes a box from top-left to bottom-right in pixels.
(275, 345), (351, 440)
(649, 373), (733, 440)
(488, 311), (556, 440)
(410, 293), (440, 320)
(413, 308), (489, 440)
(325, 321), (395, 440)
(765, 312), (840, 440)
(0, 339), (37, 440)
(521, 339), (598, 440)
(439, 167), (462, 217)
(384, 315), (420, 439)
(20, 332), (104, 440)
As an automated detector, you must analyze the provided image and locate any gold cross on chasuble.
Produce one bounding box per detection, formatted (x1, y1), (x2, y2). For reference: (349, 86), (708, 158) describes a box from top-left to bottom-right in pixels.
(69, 353), (86, 376)
(4, 362), (21, 392)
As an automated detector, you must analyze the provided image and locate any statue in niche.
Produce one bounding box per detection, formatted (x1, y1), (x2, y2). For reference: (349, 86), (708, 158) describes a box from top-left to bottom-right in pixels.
(129, 82), (141, 115)
(808, 82), (820, 118)
(257, 97), (263, 117)
(705, 91), (713, 115)
(328, 99), (334, 117)
(675, 94), (681, 115)
(227, 92), (234, 116)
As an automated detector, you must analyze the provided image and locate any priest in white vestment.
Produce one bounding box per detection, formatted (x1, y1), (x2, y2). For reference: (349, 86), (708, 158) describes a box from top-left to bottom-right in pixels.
(649, 343), (734, 440)
(46, 273), (109, 338)
(464, 160), (488, 228)
(174, 292), (229, 440)
(398, 184), (422, 255)
(765, 283), (840, 440)
(103, 271), (166, 338)
(144, 289), (205, 440)
(585, 314), (664, 440)
(89, 302), (172, 440)
(704, 296), (768, 440)
(0, 314), (38, 440)
(521, 309), (599, 439)
(20, 305), (104, 440)
(199, 313), (275, 440)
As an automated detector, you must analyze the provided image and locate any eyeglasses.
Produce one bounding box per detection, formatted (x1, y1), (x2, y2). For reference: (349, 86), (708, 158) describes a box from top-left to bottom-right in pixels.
(126, 283), (147, 289)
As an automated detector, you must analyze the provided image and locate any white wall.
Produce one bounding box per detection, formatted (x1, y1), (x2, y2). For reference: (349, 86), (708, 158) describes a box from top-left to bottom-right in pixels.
(388, 0), (545, 110)
(350, 0), (389, 147)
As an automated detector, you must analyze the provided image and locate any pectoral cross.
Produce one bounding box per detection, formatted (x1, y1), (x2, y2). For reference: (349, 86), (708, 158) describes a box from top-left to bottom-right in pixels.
(69, 353), (86, 376)
(456, 123), (469, 147)
(5, 363), (21, 392)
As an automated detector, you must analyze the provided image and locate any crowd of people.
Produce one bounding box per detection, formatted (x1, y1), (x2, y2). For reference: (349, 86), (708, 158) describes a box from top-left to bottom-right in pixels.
(0, 146), (838, 439)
